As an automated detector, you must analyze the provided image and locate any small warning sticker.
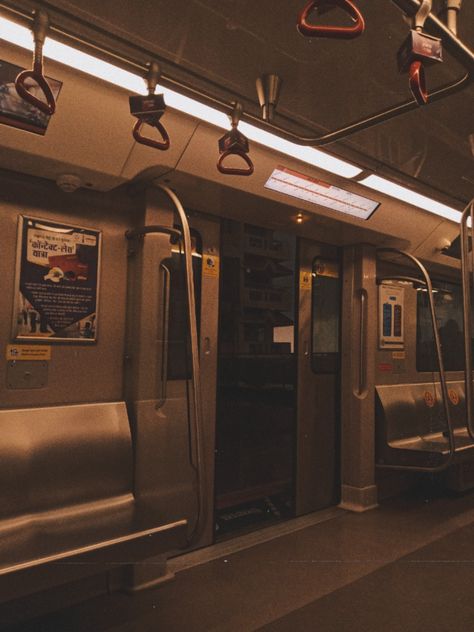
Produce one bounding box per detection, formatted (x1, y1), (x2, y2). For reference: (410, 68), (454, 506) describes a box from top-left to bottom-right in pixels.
(378, 363), (393, 372)
(448, 389), (459, 406)
(299, 270), (312, 291)
(6, 344), (51, 361)
(203, 254), (219, 278)
(392, 351), (406, 360)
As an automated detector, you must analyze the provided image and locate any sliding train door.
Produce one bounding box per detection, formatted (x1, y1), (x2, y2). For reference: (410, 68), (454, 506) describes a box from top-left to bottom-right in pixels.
(296, 239), (341, 515)
(214, 223), (341, 536)
(214, 221), (297, 536)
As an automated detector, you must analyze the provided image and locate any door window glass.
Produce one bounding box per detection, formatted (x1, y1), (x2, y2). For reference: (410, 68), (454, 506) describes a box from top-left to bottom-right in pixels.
(311, 257), (341, 374)
(416, 281), (468, 372)
(162, 229), (202, 381)
(215, 220), (296, 537)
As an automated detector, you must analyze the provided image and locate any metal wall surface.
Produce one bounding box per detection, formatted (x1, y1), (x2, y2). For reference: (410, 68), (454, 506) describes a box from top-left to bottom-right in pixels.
(296, 239), (340, 515)
(0, 170), (134, 408)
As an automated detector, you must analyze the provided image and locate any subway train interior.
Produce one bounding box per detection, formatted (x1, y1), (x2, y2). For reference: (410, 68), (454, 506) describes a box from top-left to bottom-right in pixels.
(0, 0), (473, 630)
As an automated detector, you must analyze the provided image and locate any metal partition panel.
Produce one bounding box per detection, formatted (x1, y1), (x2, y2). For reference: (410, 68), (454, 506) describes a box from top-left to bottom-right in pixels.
(296, 239), (341, 515)
(340, 244), (378, 512)
(124, 191), (218, 550)
(187, 212), (220, 547)
(124, 188), (198, 543)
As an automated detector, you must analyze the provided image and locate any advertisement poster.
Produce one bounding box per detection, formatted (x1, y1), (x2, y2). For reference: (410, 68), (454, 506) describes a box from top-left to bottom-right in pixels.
(13, 216), (101, 343)
(0, 59), (62, 135)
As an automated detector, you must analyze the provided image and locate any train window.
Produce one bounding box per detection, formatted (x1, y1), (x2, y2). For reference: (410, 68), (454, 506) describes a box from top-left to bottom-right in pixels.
(416, 281), (468, 372)
(163, 228), (202, 381)
(311, 258), (341, 374)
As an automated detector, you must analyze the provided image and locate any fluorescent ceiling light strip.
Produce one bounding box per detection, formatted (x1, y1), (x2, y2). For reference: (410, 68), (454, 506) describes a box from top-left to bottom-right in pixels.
(0, 15), (361, 179)
(360, 175), (461, 222)
(239, 122), (361, 178)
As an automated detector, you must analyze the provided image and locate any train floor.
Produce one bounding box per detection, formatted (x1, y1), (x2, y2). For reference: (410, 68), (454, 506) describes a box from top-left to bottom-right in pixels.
(3, 488), (474, 632)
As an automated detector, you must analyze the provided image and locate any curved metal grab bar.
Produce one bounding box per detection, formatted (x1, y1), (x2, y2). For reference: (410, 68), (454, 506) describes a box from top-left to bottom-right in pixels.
(459, 198), (474, 439)
(376, 248), (455, 472)
(15, 10), (56, 116)
(157, 185), (206, 545)
(297, 0), (365, 39)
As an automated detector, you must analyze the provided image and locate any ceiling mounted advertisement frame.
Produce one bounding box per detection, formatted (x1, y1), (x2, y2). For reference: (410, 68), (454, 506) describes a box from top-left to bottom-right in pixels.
(0, 58), (61, 134)
(13, 215), (102, 344)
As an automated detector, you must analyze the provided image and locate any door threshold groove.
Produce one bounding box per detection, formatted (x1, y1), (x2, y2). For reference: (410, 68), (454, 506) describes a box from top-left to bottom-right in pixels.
(168, 506), (345, 574)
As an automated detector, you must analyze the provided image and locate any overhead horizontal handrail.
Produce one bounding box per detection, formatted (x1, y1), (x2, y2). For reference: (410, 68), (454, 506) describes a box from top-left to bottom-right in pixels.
(15, 9), (56, 116)
(1, 0), (473, 148)
(376, 248), (455, 472)
(459, 198), (474, 440)
(297, 0), (365, 39)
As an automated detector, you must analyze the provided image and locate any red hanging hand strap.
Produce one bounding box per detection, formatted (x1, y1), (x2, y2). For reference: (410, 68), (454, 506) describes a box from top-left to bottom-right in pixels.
(15, 10), (56, 116)
(409, 60), (428, 105)
(132, 118), (170, 151)
(297, 0), (365, 39)
(217, 103), (254, 177)
(217, 149), (254, 176)
(130, 62), (170, 151)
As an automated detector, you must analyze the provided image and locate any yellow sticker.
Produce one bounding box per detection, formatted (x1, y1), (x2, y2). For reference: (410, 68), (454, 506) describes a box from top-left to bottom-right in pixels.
(6, 344), (51, 361)
(300, 270), (312, 290)
(203, 254), (219, 278)
(392, 351), (406, 360)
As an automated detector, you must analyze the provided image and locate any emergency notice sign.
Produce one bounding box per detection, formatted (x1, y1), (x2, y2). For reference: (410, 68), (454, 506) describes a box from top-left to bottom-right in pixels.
(13, 216), (101, 343)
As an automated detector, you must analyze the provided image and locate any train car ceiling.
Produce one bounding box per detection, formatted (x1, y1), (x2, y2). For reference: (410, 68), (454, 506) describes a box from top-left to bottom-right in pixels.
(0, 0), (471, 265)
(0, 0), (471, 201)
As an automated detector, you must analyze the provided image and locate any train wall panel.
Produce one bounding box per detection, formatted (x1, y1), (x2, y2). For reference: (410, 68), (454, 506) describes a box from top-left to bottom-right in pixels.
(0, 170), (135, 408)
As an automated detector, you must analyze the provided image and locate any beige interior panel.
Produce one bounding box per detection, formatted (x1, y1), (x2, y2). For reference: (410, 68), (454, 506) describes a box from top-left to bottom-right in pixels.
(413, 219), (462, 270)
(0, 170), (135, 408)
(169, 122), (450, 256)
(0, 41), (198, 190)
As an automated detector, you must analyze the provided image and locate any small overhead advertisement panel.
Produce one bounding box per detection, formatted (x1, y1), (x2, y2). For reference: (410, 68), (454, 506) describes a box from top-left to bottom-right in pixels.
(0, 59), (62, 135)
(265, 166), (380, 220)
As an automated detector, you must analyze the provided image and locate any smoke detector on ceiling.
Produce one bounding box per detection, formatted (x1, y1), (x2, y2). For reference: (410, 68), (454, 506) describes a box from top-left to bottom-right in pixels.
(56, 174), (82, 193)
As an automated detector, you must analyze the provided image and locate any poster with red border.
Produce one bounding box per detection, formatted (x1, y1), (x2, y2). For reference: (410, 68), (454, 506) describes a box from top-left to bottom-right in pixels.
(13, 216), (101, 343)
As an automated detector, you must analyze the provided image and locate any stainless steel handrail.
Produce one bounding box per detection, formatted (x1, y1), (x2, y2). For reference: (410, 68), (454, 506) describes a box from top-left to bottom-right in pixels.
(157, 185), (206, 544)
(376, 248), (455, 472)
(125, 209), (206, 542)
(459, 198), (474, 439)
(358, 289), (368, 396)
(156, 263), (170, 410)
(1, 1), (472, 148)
